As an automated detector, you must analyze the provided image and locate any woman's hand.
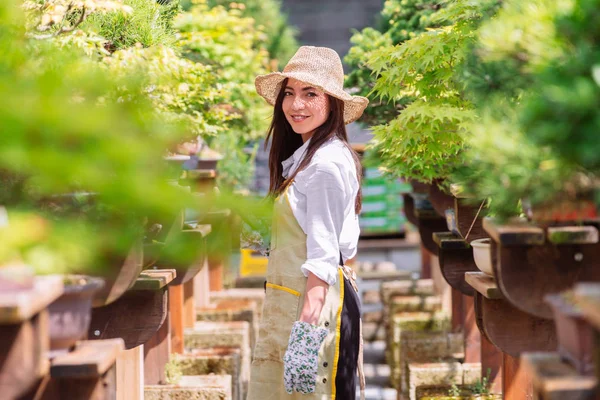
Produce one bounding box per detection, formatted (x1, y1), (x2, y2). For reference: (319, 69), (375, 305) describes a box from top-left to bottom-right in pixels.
(298, 272), (329, 325)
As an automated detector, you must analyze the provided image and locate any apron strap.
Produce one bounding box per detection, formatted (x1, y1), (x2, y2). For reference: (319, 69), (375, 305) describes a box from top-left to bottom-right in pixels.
(339, 251), (365, 400)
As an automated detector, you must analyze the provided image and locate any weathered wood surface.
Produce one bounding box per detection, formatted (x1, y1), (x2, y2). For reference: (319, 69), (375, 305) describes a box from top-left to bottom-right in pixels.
(29, 339), (123, 400)
(434, 232), (478, 295)
(143, 305), (171, 385)
(169, 283), (185, 355)
(465, 272), (502, 300)
(481, 333), (503, 394)
(116, 345), (143, 400)
(0, 311), (50, 399)
(51, 339), (123, 378)
(522, 352), (597, 400)
(547, 226), (599, 245)
(483, 218), (545, 246)
(472, 291), (557, 357)
(88, 270), (174, 349)
(485, 219), (600, 319)
(503, 353), (534, 400)
(183, 279), (195, 329)
(0, 275), (63, 323)
(462, 294), (481, 364)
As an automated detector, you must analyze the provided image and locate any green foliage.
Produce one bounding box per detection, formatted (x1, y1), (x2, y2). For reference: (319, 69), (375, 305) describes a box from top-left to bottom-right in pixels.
(174, 2), (272, 188)
(344, 0), (444, 126)
(448, 383), (461, 397)
(206, 0), (298, 66)
(0, 0), (280, 276)
(367, 0), (498, 183)
(82, 0), (178, 51)
(449, 0), (594, 218)
(380, 0), (443, 44)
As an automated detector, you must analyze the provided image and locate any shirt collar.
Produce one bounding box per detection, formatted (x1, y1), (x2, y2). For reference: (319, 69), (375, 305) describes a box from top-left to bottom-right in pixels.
(282, 137), (311, 179)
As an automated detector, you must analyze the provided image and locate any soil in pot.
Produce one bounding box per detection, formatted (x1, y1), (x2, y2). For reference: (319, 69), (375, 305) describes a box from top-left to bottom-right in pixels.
(471, 238), (493, 276)
(48, 275), (104, 358)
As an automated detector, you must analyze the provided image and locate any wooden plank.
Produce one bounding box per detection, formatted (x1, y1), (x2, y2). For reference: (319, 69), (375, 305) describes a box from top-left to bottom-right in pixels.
(0, 310), (49, 399)
(357, 237), (419, 250)
(169, 284), (185, 354)
(465, 272), (503, 300)
(574, 283), (600, 331)
(131, 269), (176, 291)
(483, 218), (545, 246)
(522, 352), (597, 399)
(547, 226), (599, 245)
(420, 244), (432, 279)
(0, 276), (63, 324)
(116, 345), (144, 400)
(432, 232), (470, 249)
(51, 339), (124, 378)
(454, 199), (488, 242)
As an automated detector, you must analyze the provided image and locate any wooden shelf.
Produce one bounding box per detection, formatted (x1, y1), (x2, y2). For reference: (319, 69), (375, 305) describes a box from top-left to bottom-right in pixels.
(0, 275), (63, 324)
(482, 218), (544, 246)
(522, 352), (597, 398)
(131, 269), (176, 291)
(465, 272), (502, 300)
(51, 339), (124, 378)
(547, 226), (599, 245)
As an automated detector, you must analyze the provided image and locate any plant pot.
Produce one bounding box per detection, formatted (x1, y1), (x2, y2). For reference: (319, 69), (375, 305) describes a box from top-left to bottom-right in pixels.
(545, 293), (594, 375)
(471, 238), (493, 276)
(0, 262), (34, 292)
(48, 275), (105, 357)
(526, 193), (598, 225)
(92, 240), (144, 307)
(428, 183), (455, 218)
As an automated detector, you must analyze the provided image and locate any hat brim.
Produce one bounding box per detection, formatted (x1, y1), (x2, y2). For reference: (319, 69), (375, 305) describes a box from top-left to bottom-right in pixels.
(255, 72), (369, 124)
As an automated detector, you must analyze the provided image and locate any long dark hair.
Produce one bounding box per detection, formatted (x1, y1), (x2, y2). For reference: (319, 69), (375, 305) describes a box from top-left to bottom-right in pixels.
(266, 78), (362, 214)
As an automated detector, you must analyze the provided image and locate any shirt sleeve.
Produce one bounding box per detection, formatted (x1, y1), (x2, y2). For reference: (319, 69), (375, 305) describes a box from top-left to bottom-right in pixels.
(299, 162), (347, 286)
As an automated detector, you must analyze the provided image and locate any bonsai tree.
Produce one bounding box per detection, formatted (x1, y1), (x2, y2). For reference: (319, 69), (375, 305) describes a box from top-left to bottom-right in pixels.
(365, 0), (500, 184)
(344, 0), (445, 127)
(451, 0), (597, 219)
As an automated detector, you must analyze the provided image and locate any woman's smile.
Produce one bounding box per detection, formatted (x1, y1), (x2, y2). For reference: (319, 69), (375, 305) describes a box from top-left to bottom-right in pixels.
(282, 78), (330, 138)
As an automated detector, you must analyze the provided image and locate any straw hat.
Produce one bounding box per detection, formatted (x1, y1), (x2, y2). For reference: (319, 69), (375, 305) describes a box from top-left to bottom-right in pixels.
(255, 46), (369, 124)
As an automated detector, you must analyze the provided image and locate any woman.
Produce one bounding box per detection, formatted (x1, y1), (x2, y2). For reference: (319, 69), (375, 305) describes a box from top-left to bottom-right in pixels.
(246, 46), (369, 400)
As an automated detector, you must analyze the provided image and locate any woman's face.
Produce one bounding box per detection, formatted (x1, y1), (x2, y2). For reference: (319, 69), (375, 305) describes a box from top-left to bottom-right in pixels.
(282, 78), (330, 138)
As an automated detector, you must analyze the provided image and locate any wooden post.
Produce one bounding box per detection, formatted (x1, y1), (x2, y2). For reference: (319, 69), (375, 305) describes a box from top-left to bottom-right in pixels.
(168, 284), (185, 354)
(208, 257), (223, 292)
(143, 306), (171, 385)
(481, 333), (503, 394)
(116, 345), (144, 400)
(462, 294), (481, 364)
(194, 259), (211, 309)
(183, 279), (196, 329)
(503, 353), (533, 400)
(420, 243), (432, 279)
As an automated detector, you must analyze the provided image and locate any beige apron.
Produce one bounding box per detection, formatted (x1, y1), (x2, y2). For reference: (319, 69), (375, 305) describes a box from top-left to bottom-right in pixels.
(247, 184), (354, 400)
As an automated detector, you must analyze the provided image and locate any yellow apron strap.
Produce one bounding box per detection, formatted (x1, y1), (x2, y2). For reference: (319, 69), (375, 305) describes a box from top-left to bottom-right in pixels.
(358, 318), (365, 400)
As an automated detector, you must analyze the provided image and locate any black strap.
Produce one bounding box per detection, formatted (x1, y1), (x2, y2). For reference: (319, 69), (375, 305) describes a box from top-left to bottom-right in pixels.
(339, 251), (344, 266)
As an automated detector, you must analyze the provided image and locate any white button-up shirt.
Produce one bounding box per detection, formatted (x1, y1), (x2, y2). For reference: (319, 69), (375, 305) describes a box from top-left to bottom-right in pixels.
(282, 137), (360, 286)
